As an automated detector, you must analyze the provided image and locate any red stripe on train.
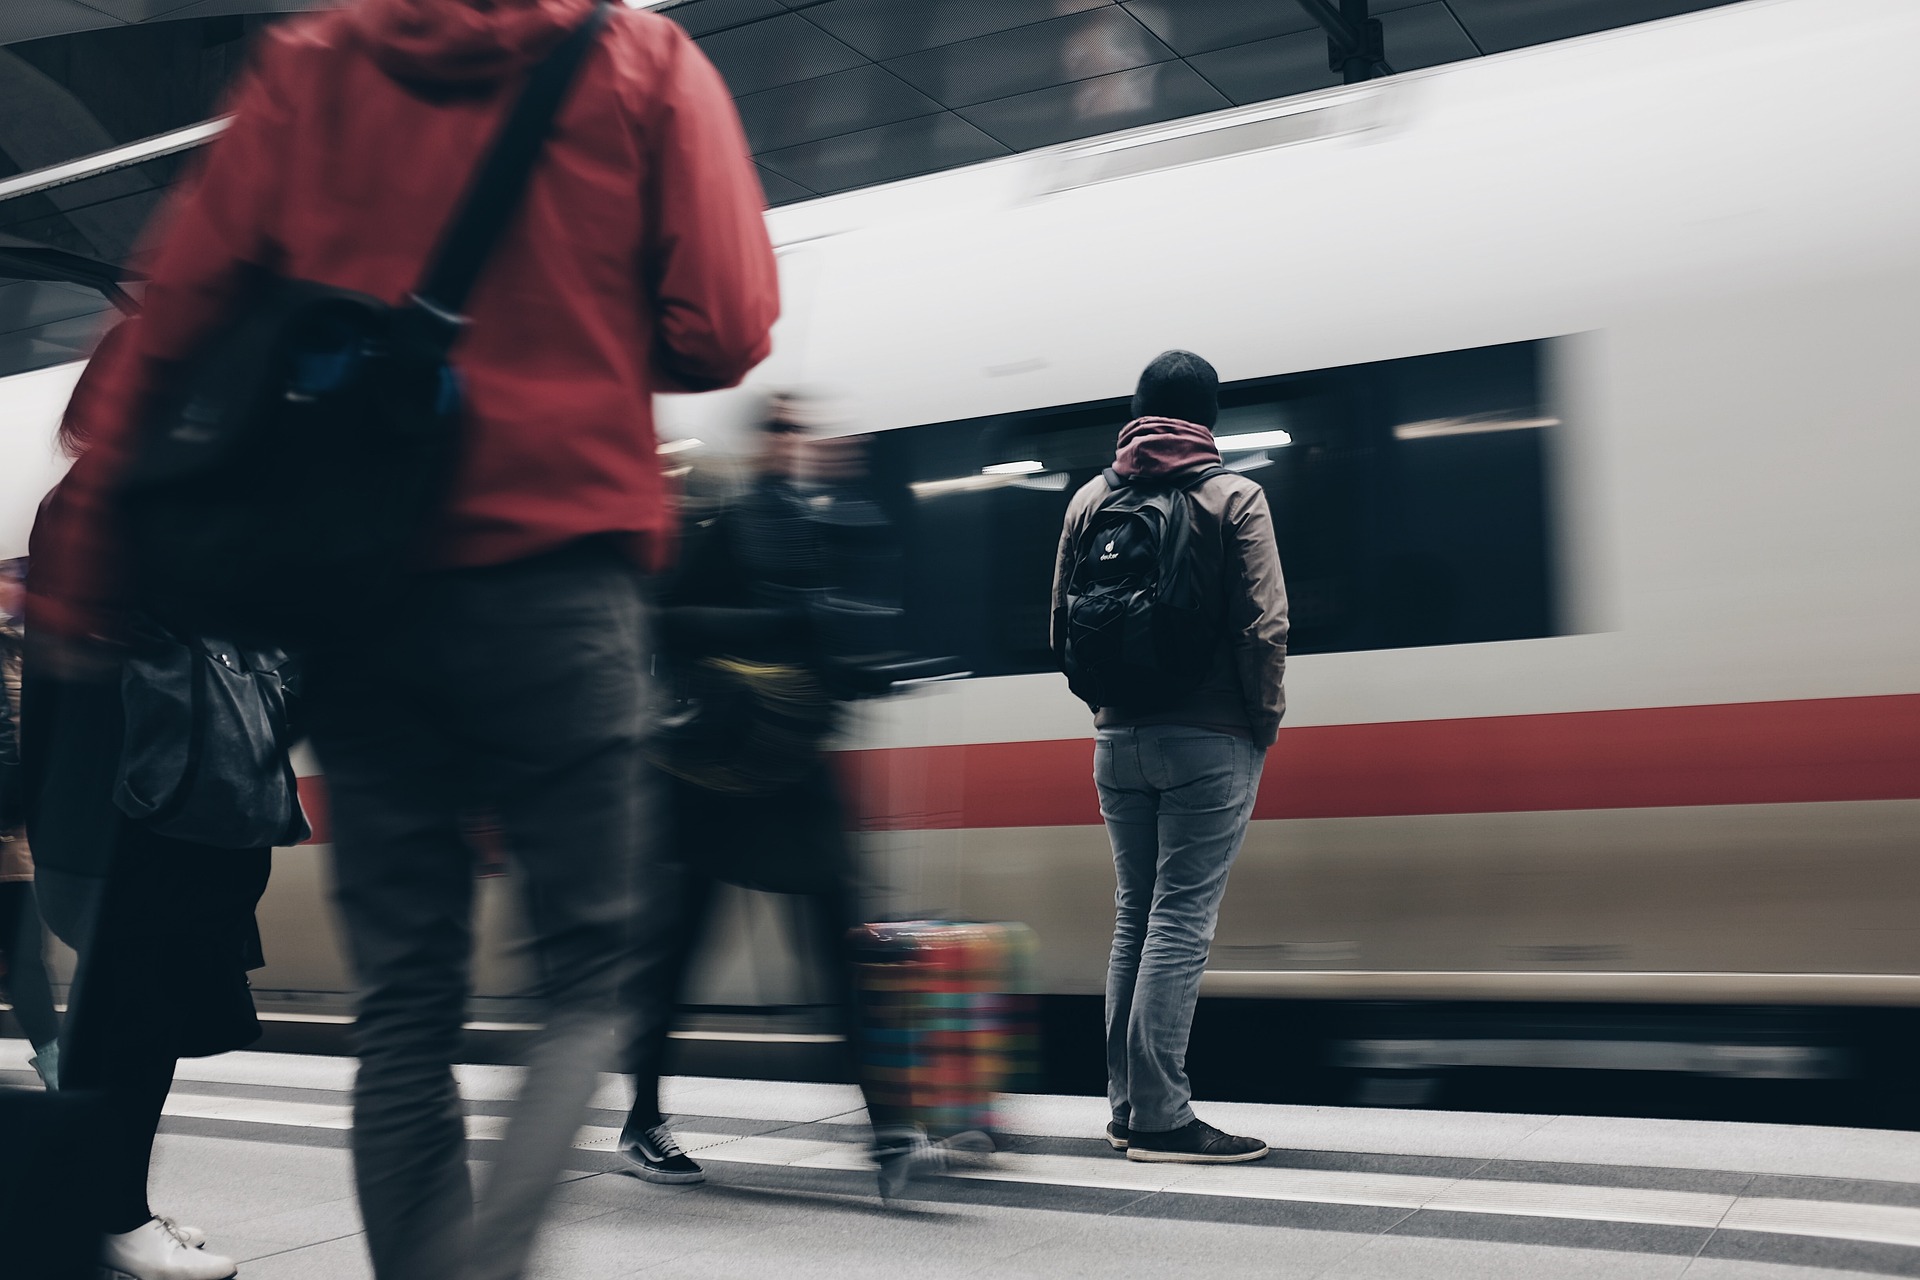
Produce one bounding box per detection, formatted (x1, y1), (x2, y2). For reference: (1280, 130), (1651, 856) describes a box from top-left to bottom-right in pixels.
(297, 774), (331, 845)
(293, 693), (1920, 843)
(835, 693), (1920, 830)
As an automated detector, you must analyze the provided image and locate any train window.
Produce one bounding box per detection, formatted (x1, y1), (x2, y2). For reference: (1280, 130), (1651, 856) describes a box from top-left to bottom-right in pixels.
(862, 339), (1559, 676)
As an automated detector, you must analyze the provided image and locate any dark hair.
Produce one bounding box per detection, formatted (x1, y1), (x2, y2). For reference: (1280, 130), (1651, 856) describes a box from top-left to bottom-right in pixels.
(1130, 350), (1219, 428)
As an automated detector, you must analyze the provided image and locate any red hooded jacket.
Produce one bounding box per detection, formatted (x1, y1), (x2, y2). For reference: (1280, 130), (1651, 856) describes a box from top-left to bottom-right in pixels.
(30, 0), (778, 640)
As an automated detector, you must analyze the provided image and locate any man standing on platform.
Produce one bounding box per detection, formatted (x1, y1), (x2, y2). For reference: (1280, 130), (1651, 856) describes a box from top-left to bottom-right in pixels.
(1053, 351), (1288, 1165)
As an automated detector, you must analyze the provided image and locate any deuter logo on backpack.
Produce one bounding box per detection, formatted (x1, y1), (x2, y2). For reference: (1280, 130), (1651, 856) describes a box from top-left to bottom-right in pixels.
(1061, 466), (1228, 711)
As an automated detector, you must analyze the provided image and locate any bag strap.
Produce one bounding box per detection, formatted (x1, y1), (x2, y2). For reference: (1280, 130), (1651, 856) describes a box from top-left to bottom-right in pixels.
(1179, 463), (1233, 490)
(1102, 463), (1231, 492)
(409, 2), (612, 332)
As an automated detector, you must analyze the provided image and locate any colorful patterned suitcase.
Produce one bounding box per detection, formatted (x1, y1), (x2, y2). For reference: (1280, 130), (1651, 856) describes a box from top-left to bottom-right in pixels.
(851, 919), (1038, 1141)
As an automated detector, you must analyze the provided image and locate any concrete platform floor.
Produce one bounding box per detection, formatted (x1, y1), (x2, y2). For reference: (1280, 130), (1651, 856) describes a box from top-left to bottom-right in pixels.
(6, 1042), (1920, 1280)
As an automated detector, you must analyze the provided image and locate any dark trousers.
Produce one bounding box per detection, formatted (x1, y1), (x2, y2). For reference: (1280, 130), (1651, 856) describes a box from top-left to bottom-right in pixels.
(0, 881), (58, 1049)
(25, 661), (271, 1241)
(624, 768), (894, 1133)
(306, 543), (647, 1280)
(38, 844), (268, 1236)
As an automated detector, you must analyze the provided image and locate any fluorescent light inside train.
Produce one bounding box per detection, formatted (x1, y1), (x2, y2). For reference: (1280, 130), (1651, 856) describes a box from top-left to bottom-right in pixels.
(912, 468), (1068, 498)
(1215, 429), (1292, 451)
(982, 460), (1045, 475)
(657, 437), (703, 455)
(1394, 416), (1560, 441)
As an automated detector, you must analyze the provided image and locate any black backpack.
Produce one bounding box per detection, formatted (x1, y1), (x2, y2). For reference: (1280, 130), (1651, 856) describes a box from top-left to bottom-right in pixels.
(1060, 465), (1230, 711)
(115, 4), (610, 645)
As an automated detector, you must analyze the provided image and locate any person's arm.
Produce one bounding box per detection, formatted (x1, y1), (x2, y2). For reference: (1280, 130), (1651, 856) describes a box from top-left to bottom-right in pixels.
(1050, 487), (1091, 668)
(1223, 483), (1289, 748)
(641, 25), (780, 392)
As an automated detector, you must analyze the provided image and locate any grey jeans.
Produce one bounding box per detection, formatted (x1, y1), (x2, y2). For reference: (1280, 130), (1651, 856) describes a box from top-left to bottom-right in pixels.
(1095, 725), (1264, 1134)
(306, 542), (648, 1280)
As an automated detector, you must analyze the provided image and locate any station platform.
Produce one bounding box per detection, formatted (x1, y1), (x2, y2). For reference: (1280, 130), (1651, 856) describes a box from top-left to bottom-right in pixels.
(7, 1042), (1920, 1280)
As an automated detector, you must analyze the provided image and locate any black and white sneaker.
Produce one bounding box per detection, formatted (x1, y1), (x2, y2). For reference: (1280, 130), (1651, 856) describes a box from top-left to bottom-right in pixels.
(936, 1129), (997, 1170)
(1125, 1119), (1268, 1164)
(619, 1122), (706, 1185)
(873, 1127), (945, 1200)
(1105, 1121), (1131, 1151)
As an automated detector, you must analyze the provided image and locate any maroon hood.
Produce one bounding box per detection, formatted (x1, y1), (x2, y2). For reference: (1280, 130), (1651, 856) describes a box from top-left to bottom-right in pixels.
(1113, 415), (1223, 480)
(352, 0), (595, 86)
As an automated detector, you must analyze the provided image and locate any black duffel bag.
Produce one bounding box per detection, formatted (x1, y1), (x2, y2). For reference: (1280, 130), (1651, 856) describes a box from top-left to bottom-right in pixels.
(115, 4), (609, 645)
(114, 627), (309, 849)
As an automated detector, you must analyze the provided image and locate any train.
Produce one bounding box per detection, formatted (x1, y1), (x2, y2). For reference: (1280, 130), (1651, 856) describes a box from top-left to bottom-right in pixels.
(4, 0), (1919, 1099)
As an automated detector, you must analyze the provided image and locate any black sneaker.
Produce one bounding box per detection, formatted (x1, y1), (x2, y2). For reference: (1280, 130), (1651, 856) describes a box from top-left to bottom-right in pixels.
(619, 1122), (706, 1185)
(1105, 1121), (1131, 1151)
(1125, 1119), (1268, 1164)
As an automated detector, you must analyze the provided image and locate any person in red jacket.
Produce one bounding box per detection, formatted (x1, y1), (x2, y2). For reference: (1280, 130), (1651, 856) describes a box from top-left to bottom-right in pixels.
(26, 2), (777, 1278)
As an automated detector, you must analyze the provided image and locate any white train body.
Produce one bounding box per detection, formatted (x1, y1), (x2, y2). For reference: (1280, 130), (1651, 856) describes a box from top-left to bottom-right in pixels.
(5, 0), (1918, 1033)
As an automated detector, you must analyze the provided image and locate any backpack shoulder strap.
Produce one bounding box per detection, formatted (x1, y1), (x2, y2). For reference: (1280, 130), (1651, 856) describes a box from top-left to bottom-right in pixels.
(411, 2), (612, 330)
(1178, 464), (1233, 490)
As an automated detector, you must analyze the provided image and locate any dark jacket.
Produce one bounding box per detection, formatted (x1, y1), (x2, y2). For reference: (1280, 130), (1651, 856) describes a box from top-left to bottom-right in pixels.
(652, 473), (846, 894)
(23, 665), (270, 1059)
(660, 474), (823, 660)
(1051, 416), (1290, 747)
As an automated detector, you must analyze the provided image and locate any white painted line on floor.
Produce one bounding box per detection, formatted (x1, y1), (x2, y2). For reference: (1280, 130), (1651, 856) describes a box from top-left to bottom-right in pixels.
(149, 1091), (1920, 1251)
(92, 1048), (1920, 1184)
(163, 1095), (354, 1130)
(1722, 1198), (1920, 1249)
(1422, 1178), (1734, 1229)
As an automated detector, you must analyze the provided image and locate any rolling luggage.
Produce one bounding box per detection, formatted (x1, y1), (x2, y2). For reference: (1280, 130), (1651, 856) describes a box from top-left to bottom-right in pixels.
(850, 919), (1037, 1142)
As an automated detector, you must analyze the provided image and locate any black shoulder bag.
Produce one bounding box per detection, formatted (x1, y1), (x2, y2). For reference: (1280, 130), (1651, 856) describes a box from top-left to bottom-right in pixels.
(117, 3), (612, 646)
(114, 625), (309, 850)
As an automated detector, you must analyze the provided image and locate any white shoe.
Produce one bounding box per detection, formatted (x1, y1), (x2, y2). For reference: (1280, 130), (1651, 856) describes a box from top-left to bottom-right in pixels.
(101, 1217), (236, 1280)
(872, 1126), (946, 1200)
(935, 1130), (997, 1169)
(154, 1217), (207, 1250)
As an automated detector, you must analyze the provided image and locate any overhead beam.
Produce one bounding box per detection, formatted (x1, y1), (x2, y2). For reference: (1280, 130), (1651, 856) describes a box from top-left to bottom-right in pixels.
(0, 116), (229, 207)
(1292, 0), (1394, 83)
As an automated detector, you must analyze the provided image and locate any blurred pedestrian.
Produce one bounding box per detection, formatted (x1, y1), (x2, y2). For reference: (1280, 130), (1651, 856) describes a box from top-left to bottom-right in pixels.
(625, 404), (927, 1188)
(0, 560), (60, 1091)
(1053, 350), (1288, 1164)
(23, 2), (777, 1277)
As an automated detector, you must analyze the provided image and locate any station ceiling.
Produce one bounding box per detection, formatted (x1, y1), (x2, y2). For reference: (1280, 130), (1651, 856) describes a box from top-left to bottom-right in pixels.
(669, 0), (1741, 205)
(0, 0), (1742, 378)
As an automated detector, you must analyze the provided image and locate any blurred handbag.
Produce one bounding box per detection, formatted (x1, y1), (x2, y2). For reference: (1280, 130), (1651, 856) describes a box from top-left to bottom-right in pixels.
(0, 649), (21, 833)
(647, 654), (835, 797)
(114, 627), (309, 849)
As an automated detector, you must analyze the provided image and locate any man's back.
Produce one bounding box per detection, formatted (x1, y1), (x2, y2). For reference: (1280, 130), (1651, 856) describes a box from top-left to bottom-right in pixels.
(33, 0), (778, 639)
(151, 0), (775, 563)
